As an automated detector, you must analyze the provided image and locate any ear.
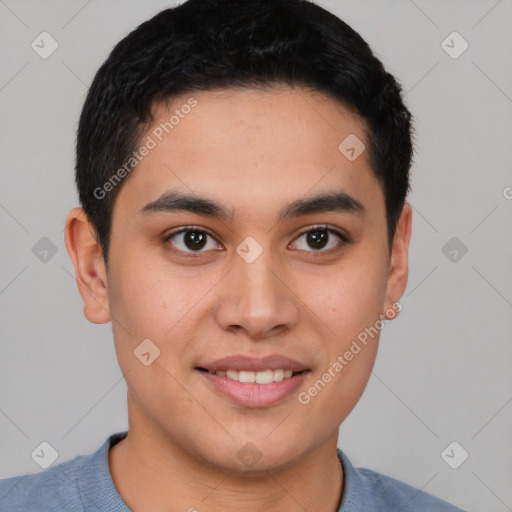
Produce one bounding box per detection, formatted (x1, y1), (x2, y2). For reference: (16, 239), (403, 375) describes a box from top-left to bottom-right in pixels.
(64, 207), (111, 324)
(382, 201), (412, 319)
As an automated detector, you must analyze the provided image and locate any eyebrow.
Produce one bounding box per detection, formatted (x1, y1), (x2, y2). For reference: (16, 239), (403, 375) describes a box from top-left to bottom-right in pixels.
(137, 189), (365, 221)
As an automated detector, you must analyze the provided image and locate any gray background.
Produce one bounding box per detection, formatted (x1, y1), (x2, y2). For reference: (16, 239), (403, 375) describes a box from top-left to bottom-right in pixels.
(1, 0), (511, 510)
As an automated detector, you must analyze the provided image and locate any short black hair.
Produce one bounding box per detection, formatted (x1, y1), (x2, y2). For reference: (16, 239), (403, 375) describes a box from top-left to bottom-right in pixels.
(76, 0), (413, 266)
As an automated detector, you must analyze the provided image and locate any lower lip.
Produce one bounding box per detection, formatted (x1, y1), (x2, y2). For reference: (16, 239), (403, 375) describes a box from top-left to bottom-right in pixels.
(198, 370), (310, 408)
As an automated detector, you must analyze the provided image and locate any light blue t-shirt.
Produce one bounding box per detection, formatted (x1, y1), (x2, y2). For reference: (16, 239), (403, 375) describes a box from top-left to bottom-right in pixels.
(0, 431), (466, 511)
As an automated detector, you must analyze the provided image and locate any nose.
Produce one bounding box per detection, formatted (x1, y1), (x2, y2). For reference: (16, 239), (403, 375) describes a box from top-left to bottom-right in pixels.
(214, 248), (300, 340)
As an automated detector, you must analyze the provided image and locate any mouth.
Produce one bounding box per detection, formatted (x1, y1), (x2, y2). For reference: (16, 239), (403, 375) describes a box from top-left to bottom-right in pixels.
(196, 367), (307, 384)
(194, 354), (311, 407)
(195, 365), (310, 408)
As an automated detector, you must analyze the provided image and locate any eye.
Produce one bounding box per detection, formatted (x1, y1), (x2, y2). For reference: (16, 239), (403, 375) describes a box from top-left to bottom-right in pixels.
(290, 225), (347, 253)
(164, 227), (221, 254)
(163, 225), (348, 257)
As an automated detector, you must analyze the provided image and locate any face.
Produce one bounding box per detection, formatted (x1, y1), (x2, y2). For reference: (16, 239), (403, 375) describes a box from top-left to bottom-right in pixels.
(67, 86), (411, 473)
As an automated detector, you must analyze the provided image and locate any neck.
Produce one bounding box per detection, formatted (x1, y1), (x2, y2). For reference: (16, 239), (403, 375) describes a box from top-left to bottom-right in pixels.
(109, 414), (344, 512)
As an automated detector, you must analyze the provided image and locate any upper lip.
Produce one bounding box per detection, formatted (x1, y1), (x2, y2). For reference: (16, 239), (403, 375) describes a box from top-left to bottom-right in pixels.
(197, 355), (309, 372)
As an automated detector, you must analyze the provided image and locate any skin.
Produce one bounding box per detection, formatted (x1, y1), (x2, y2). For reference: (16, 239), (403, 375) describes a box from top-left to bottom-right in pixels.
(65, 86), (412, 512)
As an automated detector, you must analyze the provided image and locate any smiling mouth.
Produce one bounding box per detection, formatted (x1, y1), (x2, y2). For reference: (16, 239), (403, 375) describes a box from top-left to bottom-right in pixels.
(196, 367), (306, 384)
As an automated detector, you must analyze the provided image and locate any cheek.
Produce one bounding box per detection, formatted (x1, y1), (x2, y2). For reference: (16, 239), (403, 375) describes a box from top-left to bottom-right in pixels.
(106, 264), (174, 385)
(295, 263), (385, 432)
(107, 260), (199, 408)
(315, 252), (387, 411)
(108, 255), (189, 337)
(305, 256), (388, 343)
(107, 254), (217, 380)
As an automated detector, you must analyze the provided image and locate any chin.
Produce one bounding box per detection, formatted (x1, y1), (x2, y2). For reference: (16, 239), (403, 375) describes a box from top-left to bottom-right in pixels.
(190, 433), (307, 474)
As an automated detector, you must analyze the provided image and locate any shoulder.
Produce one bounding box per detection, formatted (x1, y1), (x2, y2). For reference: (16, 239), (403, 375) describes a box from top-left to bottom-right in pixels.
(0, 457), (84, 511)
(357, 467), (467, 511)
(0, 432), (128, 512)
(337, 449), (467, 512)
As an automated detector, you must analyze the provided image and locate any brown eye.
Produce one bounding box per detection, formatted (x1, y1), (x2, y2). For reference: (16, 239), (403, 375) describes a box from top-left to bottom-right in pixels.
(291, 226), (346, 252)
(182, 231), (207, 250)
(165, 228), (220, 254)
(306, 229), (329, 250)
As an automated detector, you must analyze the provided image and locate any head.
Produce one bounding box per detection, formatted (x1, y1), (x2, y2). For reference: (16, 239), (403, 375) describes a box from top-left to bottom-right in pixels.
(66, 0), (413, 472)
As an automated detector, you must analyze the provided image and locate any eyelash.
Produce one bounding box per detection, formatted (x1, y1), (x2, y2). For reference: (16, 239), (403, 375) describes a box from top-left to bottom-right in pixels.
(162, 224), (349, 258)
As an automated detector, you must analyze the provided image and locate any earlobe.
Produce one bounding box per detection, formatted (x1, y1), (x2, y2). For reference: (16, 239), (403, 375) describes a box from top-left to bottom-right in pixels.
(382, 201), (412, 320)
(64, 207), (111, 324)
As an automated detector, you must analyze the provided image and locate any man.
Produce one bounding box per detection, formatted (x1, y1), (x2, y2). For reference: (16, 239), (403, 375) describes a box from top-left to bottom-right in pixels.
(0, 0), (466, 510)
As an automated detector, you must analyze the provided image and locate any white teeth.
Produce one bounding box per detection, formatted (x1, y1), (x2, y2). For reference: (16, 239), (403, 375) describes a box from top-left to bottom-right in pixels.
(273, 369), (284, 382)
(226, 370), (239, 381)
(214, 369), (298, 384)
(239, 371), (255, 383)
(256, 369), (274, 384)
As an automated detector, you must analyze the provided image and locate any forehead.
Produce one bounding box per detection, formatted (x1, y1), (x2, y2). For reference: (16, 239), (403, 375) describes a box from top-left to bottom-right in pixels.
(152, 86), (367, 162)
(116, 86), (383, 218)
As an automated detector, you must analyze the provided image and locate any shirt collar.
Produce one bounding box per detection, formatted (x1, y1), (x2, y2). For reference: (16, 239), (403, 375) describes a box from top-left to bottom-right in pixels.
(79, 431), (370, 512)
